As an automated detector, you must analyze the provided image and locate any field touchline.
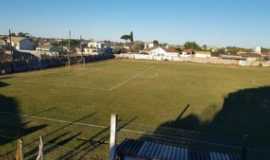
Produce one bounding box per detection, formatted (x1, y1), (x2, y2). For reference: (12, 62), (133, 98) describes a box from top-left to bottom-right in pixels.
(108, 65), (155, 91)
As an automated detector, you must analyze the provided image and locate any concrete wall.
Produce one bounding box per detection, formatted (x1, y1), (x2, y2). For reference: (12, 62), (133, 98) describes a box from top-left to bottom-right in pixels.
(115, 54), (269, 67)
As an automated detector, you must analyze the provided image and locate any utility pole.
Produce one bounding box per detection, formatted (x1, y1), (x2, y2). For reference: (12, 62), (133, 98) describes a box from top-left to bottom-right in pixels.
(9, 29), (14, 71)
(68, 30), (71, 65)
(9, 29), (13, 57)
(80, 35), (85, 64)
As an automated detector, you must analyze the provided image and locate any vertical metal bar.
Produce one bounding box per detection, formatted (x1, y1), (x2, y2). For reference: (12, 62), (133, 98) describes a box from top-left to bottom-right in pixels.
(109, 114), (118, 160)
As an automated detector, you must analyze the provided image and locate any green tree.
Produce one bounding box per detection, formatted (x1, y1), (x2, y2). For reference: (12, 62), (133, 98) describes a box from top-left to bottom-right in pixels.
(121, 32), (134, 43)
(153, 40), (159, 47)
(130, 32), (134, 43)
(120, 35), (131, 42)
(10, 33), (16, 36)
(211, 48), (225, 57)
(17, 32), (30, 37)
(184, 41), (201, 51)
(61, 39), (80, 49)
(262, 48), (270, 53)
(202, 44), (207, 51)
(131, 42), (144, 52)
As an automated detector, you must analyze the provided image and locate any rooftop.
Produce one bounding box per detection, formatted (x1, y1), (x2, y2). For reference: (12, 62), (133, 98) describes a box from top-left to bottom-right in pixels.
(117, 139), (241, 160)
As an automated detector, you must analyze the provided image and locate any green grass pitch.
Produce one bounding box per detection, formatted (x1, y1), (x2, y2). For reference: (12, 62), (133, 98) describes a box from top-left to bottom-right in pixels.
(1, 59), (270, 159)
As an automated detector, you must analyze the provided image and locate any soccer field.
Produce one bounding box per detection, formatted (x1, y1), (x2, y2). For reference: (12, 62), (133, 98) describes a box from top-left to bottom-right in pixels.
(1, 59), (270, 158)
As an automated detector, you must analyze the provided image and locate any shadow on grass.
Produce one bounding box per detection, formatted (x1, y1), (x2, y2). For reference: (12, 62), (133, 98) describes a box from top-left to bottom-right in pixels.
(138, 86), (270, 159)
(211, 86), (270, 146)
(24, 132), (82, 160)
(0, 76), (12, 88)
(0, 78), (48, 146)
(57, 116), (137, 160)
(0, 94), (48, 145)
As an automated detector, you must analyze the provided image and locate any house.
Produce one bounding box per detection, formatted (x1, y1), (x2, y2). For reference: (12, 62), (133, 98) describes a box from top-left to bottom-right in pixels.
(88, 41), (111, 49)
(8, 37), (35, 50)
(194, 51), (211, 58)
(87, 41), (113, 55)
(255, 46), (262, 54)
(144, 47), (179, 61)
(36, 42), (51, 52)
(0, 39), (6, 49)
(83, 48), (97, 55)
(148, 47), (179, 57)
(144, 42), (155, 49)
(180, 49), (194, 57)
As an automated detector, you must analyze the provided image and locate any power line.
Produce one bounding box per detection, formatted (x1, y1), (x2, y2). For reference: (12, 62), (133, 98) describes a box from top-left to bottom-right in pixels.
(80, 35), (85, 64)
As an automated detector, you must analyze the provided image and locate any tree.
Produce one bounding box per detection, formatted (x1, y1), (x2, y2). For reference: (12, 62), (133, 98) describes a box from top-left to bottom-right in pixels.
(184, 41), (201, 51)
(261, 48), (270, 53)
(130, 32), (134, 43)
(120, 35), (131, 42)
(10, 33), (16, 36)
(225, 46), (252, 55)
(17, 32), (30, 37)
(121, 32), (134, 43)
(202, 44), (207, 51)
(153, 40), (159, 47)
(61, 39), (80, 49)
(211, 48), (225, 57)
(131, 42), (144, 52)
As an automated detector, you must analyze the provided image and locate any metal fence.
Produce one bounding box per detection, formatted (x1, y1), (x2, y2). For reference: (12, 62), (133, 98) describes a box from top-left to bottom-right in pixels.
(0, 53), (114, 75)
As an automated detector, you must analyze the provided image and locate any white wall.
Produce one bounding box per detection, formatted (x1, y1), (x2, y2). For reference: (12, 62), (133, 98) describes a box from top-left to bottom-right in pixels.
(194, 53), (211, 58)
(88, 41), (105, 49)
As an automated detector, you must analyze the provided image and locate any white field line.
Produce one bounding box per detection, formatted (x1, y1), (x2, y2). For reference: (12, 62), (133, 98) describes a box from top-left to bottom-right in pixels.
(6, 113), (242, 150)
(18, 80), (109, 91)
(108, 66), (155, 91)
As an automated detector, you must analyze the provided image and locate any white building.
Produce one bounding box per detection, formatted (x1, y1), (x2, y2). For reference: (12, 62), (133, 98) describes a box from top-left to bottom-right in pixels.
(148, 47), (179, 60)
(255, 46), (262, 54)
(83, 48), (98, 55)
(36, 42), (51, 52)
(88, 41), (107, 49)
(144, 42), (155, 49)
(194, 51), (211, 58)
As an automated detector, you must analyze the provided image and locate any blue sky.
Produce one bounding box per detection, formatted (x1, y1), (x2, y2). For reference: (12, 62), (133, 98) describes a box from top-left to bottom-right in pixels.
(1, 0), (270, 47)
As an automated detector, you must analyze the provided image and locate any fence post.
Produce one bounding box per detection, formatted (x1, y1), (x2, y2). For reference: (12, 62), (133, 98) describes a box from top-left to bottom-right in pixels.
(36, 136), (44, 160)
(109, 114), (118, 160)
(16, 139), (23, 160)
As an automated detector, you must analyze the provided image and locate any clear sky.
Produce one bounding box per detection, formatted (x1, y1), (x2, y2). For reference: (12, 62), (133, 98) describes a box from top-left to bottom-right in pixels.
(1, 0), (270, 47)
